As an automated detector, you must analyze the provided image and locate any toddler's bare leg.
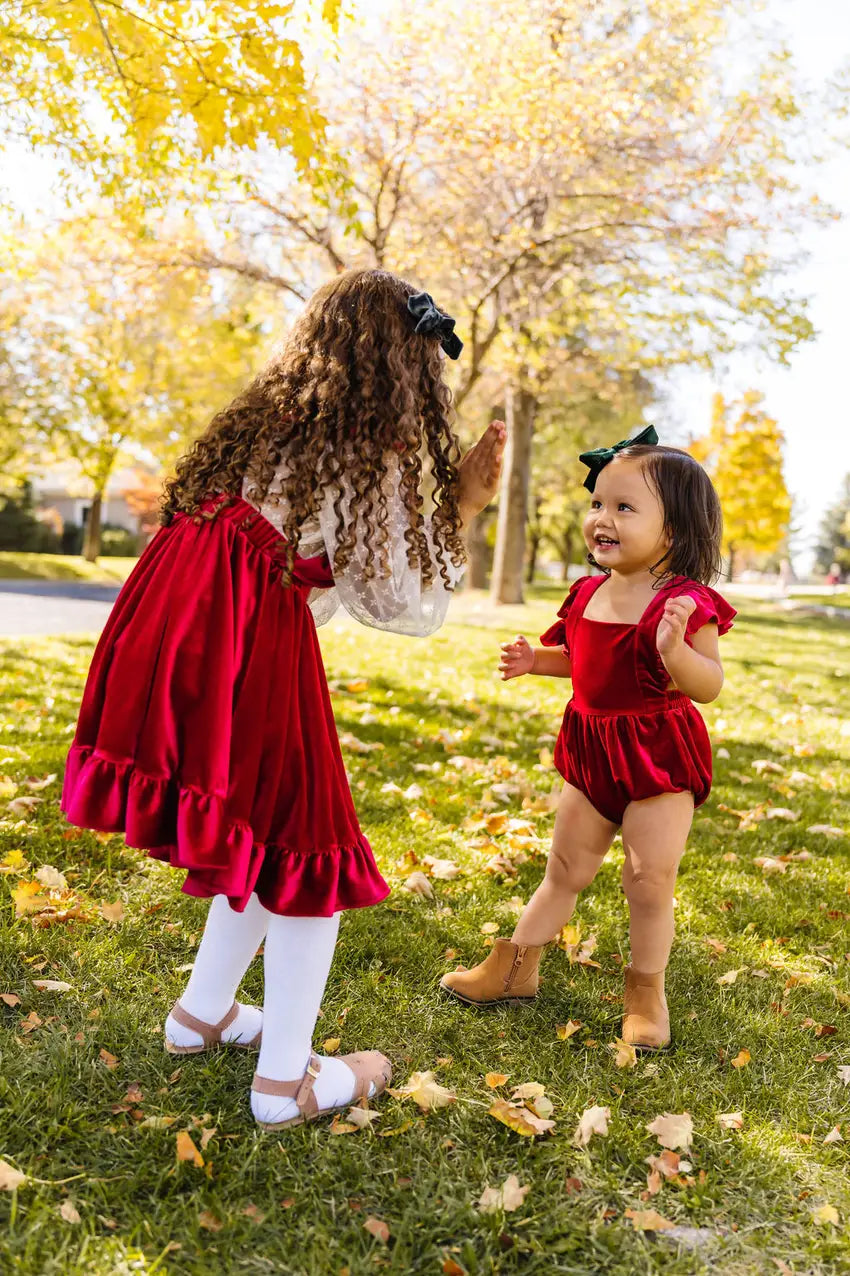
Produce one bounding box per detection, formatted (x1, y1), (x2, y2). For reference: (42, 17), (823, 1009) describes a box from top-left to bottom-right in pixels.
(621, 792), (694, 972)
(512, 783), (618, 947)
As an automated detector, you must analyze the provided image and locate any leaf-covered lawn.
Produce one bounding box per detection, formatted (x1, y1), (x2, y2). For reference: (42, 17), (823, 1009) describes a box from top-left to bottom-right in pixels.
(1, 595), (848, 1274)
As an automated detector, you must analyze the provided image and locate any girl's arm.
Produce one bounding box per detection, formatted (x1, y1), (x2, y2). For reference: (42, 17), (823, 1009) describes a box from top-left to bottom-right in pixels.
(657, 597), (724, 703)
(500, 636), (572, 680)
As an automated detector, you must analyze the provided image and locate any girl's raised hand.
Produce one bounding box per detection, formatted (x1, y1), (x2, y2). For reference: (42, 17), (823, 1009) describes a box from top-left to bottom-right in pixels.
(457, 420), (507, 521)
(656, 595), (696, 655)
(499, 634), (535, 680)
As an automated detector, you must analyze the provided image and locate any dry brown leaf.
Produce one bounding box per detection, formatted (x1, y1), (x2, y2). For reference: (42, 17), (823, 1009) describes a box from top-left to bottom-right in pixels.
(363, 1217), (390, 1243)
(422, 856), (462, 880)
(1, 993), (21, 1007)
(442, 1260), (465, 1276)
(99, 1049), (119, 1069)
(241, 1203), (265, 1223)
(20, 1011), (42, 1034)
(754, 857), (787, 874)
(730, 1049), (751, 1068)
(198, 1210), (223, 1231)
(403, 871), (434, 899)
(199, 1127), (217, 1151)
(100, 901), (124, 923)
(646, 1112), (693, 1151)
(610, 1037), (638, 1068)
(328, 1114), (358, 1135)
(388, 1071), (455, 1112)
(484, 1072), (509, 1088)
(718, 1111), (744, 1130)
(573, 1105), (610, 1147)
(59, 1200), (81, 1224)
(0, 1160), (27, 1191)
(477, 1173), (530, 1214)
(625, 1208), (675, 1232)
(175, 1131), (203, 1167)
(489, 1098), (554, 1138)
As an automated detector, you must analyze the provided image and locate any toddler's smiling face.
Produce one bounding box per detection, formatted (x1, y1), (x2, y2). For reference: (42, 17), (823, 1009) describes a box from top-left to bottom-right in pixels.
(582, 458), (671, 576)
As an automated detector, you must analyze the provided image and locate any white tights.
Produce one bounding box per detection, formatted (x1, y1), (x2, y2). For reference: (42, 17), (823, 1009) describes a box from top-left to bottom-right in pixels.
(165, 894), (376, 1125)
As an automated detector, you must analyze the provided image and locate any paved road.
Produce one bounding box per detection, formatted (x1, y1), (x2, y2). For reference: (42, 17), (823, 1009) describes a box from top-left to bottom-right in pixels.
(0, 580), (120, 637)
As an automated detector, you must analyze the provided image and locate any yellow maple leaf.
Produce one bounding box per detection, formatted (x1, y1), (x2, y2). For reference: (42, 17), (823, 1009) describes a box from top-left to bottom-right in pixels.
(175, 1131), (203, 1167)
(388, 1071), (456, 1112)
(730, 1049), (751, 1068)
(11, 881), (47, 917)
(484, 1072), (509, 1088)
(489, 1098), (554, 1138)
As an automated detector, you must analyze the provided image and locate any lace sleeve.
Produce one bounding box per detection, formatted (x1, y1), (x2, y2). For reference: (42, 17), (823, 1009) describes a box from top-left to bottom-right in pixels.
(317, 462), (464, 637)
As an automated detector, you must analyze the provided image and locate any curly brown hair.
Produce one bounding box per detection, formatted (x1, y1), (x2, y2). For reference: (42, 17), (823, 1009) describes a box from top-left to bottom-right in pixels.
(161, 268), (466, 588)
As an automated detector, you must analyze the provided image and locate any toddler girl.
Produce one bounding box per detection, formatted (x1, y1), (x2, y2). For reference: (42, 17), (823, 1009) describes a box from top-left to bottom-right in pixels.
(440, 428), (735, 1050)
(62, 269), (504, 1126)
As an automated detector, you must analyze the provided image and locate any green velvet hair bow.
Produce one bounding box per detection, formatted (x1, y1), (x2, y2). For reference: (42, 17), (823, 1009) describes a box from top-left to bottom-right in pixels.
(578, 424), (659, 492)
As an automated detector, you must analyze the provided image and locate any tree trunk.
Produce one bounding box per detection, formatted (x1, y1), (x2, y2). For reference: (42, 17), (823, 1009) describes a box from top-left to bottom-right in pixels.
(82, 490), (104, 562)
(726, 545), (735, 582)
(467, 507), (493, 589)
(526, 531), (541, 584)
(490, 381), (536, 604)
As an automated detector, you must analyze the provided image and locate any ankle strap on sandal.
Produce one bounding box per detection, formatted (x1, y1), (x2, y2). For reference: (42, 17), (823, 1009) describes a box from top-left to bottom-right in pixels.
(170, 1001), (239, 1046)
(252, 1055), (323, 1117)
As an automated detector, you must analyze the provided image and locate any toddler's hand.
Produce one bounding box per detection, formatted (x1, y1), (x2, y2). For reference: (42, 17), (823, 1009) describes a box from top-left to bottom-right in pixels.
(656, 596), (697, 655)
(499, 635), (535, 680)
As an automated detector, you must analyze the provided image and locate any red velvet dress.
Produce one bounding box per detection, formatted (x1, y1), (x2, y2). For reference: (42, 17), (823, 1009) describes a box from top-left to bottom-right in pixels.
(540, 574), (736, 824)
(61, 495), (390, 916)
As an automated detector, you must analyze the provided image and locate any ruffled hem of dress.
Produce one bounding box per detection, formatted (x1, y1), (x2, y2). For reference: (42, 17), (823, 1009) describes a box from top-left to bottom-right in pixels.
(61, 745), (389, 917)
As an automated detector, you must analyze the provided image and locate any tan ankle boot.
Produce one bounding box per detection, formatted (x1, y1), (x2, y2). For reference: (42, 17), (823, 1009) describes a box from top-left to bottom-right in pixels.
(622, 966), (671, 1050)
(439, 938), (543, 1006)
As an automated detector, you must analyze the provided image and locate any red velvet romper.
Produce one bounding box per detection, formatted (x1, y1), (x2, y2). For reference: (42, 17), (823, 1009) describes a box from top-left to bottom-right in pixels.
(61, 495), (390, 916)
(540, 574), (736, 824)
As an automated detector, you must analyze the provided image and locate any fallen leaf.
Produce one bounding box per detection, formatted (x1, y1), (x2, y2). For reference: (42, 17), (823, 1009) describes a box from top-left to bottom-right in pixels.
(646, 1113), (693, 1151)
(490, 1098), (554, 1138)
(806, 825), (844, 838)
(403, 871), (433, 899)
(573, 1105), (610, 1147)
(823, 1126), (843, 1145)
(485, 813), (509, 835)
(765, 808), (799, 822)
(754, 857), (787, 874)
(241, 1203), (265, 1223)
(59, 1200), (81, 1224)
(718, 968), (747, 985)
(838, 1066), (850, 1085)
(1, 993), (21, 1007)
(100, 901), (124, 923)
(442, 1261), (465, 1276)
(730, 1049), (751, 1068)
(24, 774), (56, 791)
(198, 1210), (223, 1231)
(556, 1020), (582, 1040)
(812, 1204), (839, 1226)
(625, 1208), (674, 1232)
(363, 1217), (390, 1243)
(422, 857), (462, 880)
(322, 1037), (341, 1054)
(718, 1111), (744, 1130)
(389, 1071), (456, 1111)
(485, 1072), (509, 1088)
(511, 1082), (545, 1100)
(7, 796), (41, 815)
(138, 1115), (177, 1129)
(346, 1105), (382, 1130)
(329, 1114), (358, 1135)
(175, 1131), (203, 1167)
(20, 1010), (42, 1034)
(99, 1049), (119, 1069)
(565, 1176), (583, 1194)
(199, 1127), (216, 1151)
(32, 979), (72, 992)
(35, 865), (68, 891)
(609, 1037), (638, 1069)
(12, 881), (48, 917)
(0, 849), (28, 875)
(478, 1173), (530, 1214)
(0, 1160), (27, 1191)
(480, 921), (499, 934)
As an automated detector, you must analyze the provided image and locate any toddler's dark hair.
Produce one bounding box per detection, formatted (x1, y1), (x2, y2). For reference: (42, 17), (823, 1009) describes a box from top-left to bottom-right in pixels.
(590, 443), (723, 586)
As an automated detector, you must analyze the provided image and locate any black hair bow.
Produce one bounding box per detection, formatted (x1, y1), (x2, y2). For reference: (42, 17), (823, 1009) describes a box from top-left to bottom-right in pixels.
(578, 425), (659, 492)
(406, 291), (463, 360)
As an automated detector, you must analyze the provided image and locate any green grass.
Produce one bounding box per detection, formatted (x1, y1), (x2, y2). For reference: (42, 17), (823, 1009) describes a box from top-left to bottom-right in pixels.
(1, 599), (849, 1274)
(787, 592), (850, 612)
(0, 553), (138, 583)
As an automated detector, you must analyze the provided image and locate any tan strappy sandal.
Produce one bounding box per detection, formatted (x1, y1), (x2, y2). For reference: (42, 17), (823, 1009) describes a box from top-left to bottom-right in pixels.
(164, 1001), (263, 1055)
(252, 1050), (392, 1130)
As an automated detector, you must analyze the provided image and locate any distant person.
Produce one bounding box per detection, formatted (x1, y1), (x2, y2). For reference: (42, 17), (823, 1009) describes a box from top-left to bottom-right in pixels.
(441, 430), (735, 1054)
(778, 557), (793, 596)
(62, 269), (505, 1130)
(826, 562), (842, 589)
